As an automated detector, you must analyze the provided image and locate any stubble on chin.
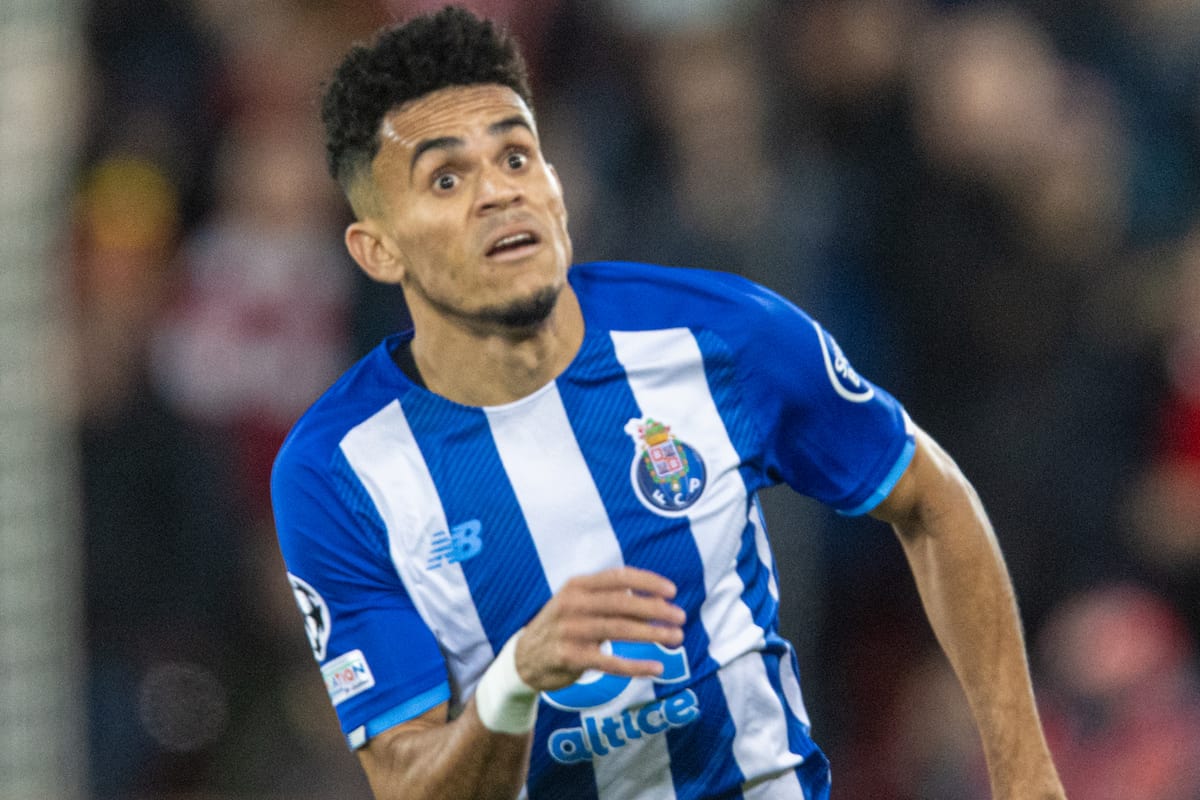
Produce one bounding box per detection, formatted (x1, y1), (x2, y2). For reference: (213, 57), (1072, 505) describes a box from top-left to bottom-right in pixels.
(476, 283), (562, 330)
(410, 276), (564, 335)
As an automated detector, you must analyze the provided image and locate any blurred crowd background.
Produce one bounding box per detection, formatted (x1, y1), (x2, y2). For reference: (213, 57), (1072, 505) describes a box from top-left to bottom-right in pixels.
(46, 0), (1200, 796)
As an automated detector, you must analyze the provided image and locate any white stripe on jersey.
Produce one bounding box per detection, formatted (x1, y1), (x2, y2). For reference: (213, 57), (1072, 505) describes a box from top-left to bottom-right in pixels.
(587, 681), (677, 799)
(742, 768), (807, 800)
(611, 328), (765, 663)
(340, 400), (494, 705)
(778, 651), (811, 729)
(720, 652), (807, 798)
(484, 382), (623, 589)
(486, 383), (678, 800)
(749, 498), (780, 603)
(613, 329), (801, 786)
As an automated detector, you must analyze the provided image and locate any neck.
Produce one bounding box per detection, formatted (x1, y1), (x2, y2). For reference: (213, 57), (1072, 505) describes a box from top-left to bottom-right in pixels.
(408, 286), (584, 406)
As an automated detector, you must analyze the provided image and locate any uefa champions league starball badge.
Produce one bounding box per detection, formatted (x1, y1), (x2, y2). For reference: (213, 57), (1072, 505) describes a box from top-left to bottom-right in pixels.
(625, 417), (707, 516)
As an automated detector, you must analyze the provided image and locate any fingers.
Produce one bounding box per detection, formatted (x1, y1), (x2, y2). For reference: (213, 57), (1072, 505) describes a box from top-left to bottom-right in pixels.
(556, 615), (685, 650)
(566, 566), (679, 601)
(590, 651), (673, 679)
(554, 587), (686, 629)
(514, 566), (688, 691)
(561, 567), (685, 626)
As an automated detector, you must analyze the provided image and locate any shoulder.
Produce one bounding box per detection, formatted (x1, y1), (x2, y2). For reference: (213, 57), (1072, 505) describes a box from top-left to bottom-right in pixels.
(570, 261), (806, 335)
(272, 334), (414, 491)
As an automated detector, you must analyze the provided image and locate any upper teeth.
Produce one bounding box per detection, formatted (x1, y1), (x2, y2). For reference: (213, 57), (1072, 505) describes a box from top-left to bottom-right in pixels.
(494, 233), (533, 249)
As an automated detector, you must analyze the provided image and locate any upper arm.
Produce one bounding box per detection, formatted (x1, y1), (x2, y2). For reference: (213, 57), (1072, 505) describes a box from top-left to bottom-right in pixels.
(272, 444), (451, 748)
(869, 425), (974, 530)
(713, 281), (914, 511)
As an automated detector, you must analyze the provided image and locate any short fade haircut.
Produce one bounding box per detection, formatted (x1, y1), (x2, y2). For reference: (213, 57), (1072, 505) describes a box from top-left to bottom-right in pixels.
(321, 6), (533, 205)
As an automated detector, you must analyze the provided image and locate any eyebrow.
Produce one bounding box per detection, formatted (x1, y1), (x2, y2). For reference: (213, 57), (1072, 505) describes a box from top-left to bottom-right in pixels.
(410, 135), (462, 171)
(488, 115), (533, 137)
(409, 115), (535, 172)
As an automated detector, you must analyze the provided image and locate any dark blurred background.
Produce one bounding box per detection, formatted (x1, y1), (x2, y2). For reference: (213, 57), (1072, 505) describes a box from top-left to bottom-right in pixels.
(5, 0), (1200, 797)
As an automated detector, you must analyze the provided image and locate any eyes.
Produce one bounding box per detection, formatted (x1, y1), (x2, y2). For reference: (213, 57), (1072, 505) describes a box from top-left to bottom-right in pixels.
(430, 149), (530, 194)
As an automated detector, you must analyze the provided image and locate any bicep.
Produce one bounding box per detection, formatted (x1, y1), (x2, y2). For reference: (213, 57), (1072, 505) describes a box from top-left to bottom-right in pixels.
(869, 425), (966, 530)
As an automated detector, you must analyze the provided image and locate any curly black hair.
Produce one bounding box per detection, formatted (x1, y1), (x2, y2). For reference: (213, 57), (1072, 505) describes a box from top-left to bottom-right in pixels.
(320, 6), (532, 201)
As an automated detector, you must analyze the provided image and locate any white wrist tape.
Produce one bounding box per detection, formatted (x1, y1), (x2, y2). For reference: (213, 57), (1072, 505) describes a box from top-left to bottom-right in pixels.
(474, 629), (538, 734)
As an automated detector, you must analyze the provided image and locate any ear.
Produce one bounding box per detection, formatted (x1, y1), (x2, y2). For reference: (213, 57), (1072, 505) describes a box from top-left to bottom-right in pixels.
(345, 219), (406, 284)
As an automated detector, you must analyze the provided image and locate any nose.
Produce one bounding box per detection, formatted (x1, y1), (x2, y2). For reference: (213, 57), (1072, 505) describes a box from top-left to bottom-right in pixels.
(476, 163), (522, 214)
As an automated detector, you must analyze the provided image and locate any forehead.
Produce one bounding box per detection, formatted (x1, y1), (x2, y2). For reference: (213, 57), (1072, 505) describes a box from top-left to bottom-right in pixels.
(378, 84), (535, 158)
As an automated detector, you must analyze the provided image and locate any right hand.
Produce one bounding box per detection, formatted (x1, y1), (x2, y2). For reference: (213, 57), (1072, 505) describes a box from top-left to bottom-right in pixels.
(514, 566), (687, 692)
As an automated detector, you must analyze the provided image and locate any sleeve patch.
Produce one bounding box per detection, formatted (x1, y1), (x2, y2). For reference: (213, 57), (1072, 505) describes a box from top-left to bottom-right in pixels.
(288, 572), (331, 662)
(812, 320), (875, 403)
(322, 649), (376, 706)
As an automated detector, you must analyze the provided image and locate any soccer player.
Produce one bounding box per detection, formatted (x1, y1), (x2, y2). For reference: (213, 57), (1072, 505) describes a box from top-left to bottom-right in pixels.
(271, 7), (1066, 799)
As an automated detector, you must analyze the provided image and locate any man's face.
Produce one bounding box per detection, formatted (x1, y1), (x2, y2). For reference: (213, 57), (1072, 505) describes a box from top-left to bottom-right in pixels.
(364, 84), (572, 332)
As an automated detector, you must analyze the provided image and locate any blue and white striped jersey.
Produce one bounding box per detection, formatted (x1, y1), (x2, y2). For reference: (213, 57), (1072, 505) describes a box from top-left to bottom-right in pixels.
(272, 261), (915, 800)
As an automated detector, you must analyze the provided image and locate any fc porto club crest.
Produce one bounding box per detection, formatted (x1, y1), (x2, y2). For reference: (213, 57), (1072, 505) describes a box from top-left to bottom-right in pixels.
(625, 417), (707, 516)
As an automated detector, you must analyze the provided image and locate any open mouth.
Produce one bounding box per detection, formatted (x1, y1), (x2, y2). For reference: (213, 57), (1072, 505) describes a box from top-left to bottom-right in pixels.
(486, 230), (540, 258)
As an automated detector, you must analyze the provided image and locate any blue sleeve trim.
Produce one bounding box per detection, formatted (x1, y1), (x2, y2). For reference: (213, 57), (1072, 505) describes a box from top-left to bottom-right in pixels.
(837, 435), (916, 517)
(345, 681), (452, 750)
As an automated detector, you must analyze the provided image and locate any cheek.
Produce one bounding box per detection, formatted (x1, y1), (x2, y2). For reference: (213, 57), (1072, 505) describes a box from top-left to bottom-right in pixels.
(556, 197), (570, 230)
(537, 180), (567, 232)
(549, 196), (572, 253)
(399, 217), (468, 272)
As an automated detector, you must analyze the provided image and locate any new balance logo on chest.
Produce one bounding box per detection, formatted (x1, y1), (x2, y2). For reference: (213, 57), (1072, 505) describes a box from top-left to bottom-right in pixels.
(427, 519), (484, 569)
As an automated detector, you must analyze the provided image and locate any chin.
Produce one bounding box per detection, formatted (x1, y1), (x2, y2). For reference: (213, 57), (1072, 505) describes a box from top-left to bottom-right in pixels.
(479, 283), (561, 330)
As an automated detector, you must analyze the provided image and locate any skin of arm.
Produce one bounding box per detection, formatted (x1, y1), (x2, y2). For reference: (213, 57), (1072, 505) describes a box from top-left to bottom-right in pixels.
(357, 698), (530, 800)
(357, 567), (686, 800)
(870, 425), (1066, 800)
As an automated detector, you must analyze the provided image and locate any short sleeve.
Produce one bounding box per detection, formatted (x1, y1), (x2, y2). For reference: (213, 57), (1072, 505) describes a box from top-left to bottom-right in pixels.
(727, 284), (914, 515)
(272, 441), (450, 748)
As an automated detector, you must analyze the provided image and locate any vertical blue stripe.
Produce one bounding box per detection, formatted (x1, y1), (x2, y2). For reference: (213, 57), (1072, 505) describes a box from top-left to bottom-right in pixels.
(699, 328), (827, 797)
(735, 522), (778, 635)
(402, 391), (551, 652)
(761, 648), (811, 757)
(557, 330), (746, 798)
(761, 644), (831, 799)
(527, 709), (600, 800)
(403, 389), (602, 799)
(695, 329), (768, 494)
(753, 497), (785, 604)
(666, 675), (743, 800)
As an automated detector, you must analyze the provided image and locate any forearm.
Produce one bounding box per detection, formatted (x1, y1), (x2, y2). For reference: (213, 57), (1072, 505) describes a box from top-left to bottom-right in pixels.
(361, 698), (532, 800)
(886, 434), (1064, 798)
